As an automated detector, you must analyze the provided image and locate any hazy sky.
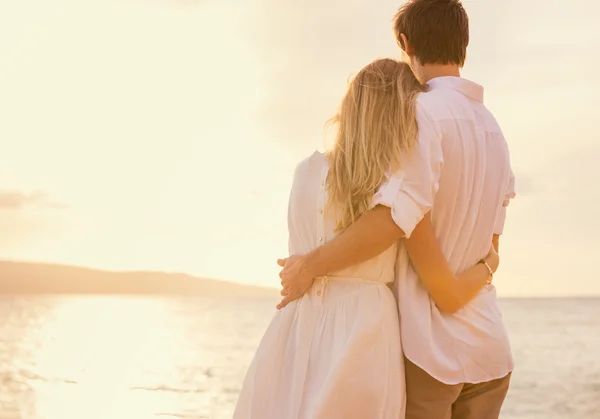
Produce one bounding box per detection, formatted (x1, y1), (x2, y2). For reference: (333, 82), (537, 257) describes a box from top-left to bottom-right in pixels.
(1, 0), (599, 296)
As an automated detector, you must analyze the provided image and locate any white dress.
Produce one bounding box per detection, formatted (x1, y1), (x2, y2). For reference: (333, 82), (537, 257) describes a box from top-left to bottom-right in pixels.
(233, 151), (405, 419)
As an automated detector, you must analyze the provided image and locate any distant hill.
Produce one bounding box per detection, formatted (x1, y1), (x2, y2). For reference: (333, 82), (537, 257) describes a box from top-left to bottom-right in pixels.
(0, 261), (279, 297)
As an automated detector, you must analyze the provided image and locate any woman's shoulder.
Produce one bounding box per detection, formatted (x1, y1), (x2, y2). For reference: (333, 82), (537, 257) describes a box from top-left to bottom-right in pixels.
(288, 151), (328, 207)
(292, 150), (328, 178)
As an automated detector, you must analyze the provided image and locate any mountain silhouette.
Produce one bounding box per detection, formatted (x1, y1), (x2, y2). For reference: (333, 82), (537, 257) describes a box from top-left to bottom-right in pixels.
(0, 261), (278, 297)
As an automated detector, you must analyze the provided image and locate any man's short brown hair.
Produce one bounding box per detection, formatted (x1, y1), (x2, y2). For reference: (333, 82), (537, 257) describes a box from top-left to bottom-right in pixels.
(393, 0), (469, 66)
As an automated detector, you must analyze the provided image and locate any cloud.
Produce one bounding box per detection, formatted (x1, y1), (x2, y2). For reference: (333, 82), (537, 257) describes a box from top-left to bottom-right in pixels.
(0, 190), (67, 210)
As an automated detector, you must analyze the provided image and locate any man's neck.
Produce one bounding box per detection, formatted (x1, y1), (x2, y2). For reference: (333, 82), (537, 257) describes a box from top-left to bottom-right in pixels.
(418, 64), (461, 83)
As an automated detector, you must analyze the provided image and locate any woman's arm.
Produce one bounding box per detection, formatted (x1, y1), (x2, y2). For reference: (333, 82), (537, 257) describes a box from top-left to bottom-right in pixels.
(492, 234), (500, 252)
(405, 212), (497, 314)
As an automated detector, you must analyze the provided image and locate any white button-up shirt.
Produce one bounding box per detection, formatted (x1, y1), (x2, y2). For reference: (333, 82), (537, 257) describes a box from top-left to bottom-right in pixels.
(374, 76), (516, 385)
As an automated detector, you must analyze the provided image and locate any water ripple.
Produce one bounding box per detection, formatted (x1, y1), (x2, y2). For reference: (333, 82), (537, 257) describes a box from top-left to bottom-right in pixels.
(1, 296), (599, 419)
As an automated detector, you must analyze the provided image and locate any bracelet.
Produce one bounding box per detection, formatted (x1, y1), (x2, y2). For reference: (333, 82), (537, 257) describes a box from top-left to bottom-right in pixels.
(479, 259), (494, 284)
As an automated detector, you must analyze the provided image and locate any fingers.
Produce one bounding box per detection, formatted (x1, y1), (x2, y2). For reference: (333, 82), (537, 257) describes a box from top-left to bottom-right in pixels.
(276, 287), (303, 309)
(279, 271), (291, 290)
(279, 268), (291, 287)
(276, 295), (293, 310)
(277, 258), (287, 267)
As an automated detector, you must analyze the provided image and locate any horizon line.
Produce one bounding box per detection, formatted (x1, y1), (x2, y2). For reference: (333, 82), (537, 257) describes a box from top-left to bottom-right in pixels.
(1, 258), (599, 299)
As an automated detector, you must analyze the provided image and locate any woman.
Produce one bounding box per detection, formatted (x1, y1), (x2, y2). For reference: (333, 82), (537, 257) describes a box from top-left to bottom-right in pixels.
(233, 59), (497, 419)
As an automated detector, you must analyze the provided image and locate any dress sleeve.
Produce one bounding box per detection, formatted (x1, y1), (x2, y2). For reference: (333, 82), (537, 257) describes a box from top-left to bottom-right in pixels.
(493, 169), (516, 235)
(287, 159), (304, 255)
(372, 103), (444, 238)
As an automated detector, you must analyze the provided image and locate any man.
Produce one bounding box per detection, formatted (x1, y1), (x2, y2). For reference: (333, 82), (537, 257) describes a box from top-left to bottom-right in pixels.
(277, 1), (516, 418)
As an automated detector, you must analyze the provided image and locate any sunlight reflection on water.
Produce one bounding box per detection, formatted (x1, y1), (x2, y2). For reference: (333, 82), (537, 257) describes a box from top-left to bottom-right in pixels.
(1, 296), (600, 419)
(0, 296), (275, 419)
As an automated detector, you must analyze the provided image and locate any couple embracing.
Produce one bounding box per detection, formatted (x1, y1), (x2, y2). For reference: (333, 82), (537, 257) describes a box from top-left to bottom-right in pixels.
(234, 1), (515, 418)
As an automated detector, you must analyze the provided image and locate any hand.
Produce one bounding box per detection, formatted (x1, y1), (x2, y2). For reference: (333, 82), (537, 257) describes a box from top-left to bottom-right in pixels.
(276, 255), (316, 310)
(484, 245), (499, 274)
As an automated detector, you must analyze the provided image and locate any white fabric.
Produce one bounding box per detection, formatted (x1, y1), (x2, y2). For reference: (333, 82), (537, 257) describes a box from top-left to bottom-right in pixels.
(376, 76), (516, 385)
(233, 151), (404, 419)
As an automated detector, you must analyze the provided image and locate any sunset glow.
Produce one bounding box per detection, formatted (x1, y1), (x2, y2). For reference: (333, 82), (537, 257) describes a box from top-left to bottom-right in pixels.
(1, 0), (598, 296)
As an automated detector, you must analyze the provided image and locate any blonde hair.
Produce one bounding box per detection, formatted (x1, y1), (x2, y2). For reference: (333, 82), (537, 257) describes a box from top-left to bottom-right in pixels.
(326, 58), (426, 231)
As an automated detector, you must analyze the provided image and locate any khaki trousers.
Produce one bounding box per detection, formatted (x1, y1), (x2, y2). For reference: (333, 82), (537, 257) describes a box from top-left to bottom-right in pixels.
(404, 357), (511, 419)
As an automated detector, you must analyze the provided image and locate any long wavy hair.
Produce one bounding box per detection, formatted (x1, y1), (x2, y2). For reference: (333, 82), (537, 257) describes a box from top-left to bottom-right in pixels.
(326, 58), (426, 232)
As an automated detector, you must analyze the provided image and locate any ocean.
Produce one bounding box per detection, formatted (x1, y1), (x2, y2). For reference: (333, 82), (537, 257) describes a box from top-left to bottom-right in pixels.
(0, 296), (598, 419)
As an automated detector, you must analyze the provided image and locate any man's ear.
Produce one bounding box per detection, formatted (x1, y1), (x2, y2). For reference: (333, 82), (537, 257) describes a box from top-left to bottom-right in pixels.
(399, 33), (414, 57)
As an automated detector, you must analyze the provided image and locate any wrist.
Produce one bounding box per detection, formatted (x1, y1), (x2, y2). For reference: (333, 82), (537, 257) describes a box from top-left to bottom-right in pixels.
(484, 254), (498, 273)
(478, 259), (494, 284)
(303, 247), (327, 278)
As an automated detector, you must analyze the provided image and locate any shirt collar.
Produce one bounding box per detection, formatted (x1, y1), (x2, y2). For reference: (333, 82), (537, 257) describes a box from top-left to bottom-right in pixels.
(426, 77), (484, 103)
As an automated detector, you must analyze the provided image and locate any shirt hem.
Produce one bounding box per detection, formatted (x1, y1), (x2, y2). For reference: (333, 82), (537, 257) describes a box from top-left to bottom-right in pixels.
(404, 353), (515, 385)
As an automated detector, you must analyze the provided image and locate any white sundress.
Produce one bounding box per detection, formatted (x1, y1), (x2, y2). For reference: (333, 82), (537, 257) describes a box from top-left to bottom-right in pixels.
(233, 151), (405, 419)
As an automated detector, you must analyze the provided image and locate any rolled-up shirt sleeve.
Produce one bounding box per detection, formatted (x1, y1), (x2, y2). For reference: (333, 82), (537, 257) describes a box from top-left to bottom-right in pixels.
(493, 168), (516, 235)
(372, 103), (444, 238)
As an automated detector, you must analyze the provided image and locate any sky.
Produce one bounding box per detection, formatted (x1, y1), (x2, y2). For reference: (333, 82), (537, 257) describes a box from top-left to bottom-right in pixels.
(1, 0), (599, 296)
